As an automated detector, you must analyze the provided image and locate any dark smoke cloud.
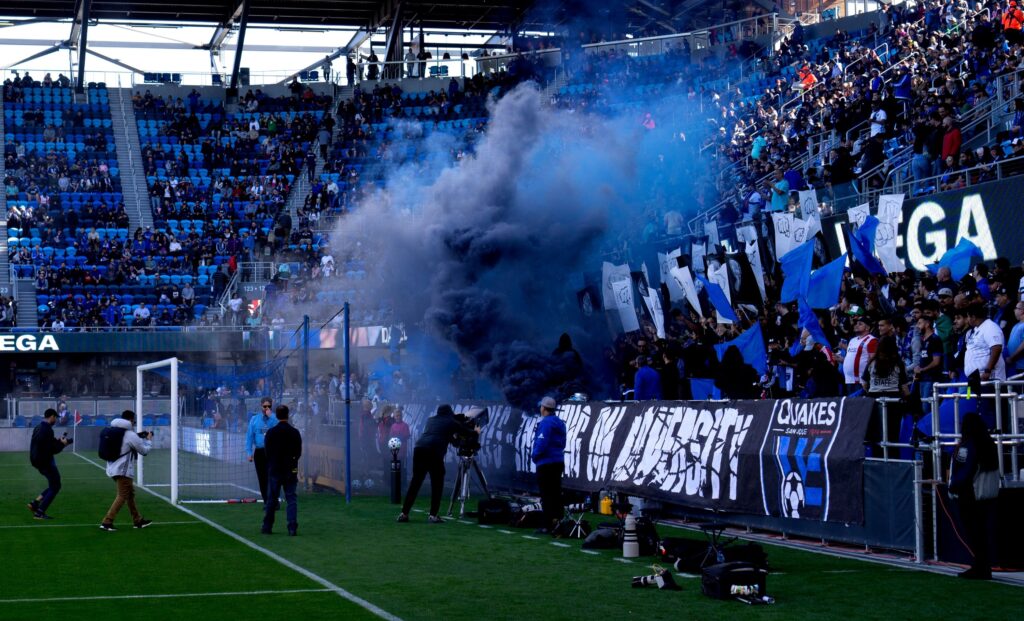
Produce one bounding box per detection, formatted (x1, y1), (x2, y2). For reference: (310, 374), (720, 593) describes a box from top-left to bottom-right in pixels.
(327, 80), (710, 408)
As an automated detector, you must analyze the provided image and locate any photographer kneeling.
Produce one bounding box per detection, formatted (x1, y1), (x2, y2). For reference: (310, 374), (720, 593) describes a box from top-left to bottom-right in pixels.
(397, 405), (478, 524)
(99, 410), (153, 531)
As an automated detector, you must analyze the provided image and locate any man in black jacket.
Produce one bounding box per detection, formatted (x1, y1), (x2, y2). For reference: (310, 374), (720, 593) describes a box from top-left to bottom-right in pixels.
(28, 408), (71, 519)
(261, 405), (302, 536)
(397, 405), (477, 523)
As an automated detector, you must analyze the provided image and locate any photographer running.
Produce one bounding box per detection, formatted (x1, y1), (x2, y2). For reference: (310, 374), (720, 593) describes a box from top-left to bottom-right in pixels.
(532, 397), (566, 535)
(397, 405), (477, 524)
(99, 411), (153, 531)
(28, 408), (72, 520)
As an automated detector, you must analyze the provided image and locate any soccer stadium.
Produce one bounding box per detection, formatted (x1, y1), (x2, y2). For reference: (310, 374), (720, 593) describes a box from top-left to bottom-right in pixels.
(2, 0), (1023, 618)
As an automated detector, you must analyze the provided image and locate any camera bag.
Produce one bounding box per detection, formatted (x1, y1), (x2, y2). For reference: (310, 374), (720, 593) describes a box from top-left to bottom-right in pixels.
(477, 498), (512, 525)
(722, 543), (768, 569)
(98, 427), (129, 462)
(701, 562), (768, 600)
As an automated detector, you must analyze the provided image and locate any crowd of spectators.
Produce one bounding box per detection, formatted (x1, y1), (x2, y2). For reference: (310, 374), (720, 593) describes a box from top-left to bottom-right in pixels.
(701, 0), (1024, 223)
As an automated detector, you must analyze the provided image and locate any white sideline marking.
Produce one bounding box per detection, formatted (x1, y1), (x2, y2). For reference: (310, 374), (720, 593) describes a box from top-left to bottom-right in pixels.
(0, 521), (200, 530)
(551, 542), (570, 548)
(497, 529), (514, 535)
(523, 535), (540, 540)
(676, 573), (699, 579)
(411, 509), (425, 513)
(73, 453), (402, 621)
(0, 588), (332, 604)
(478, 524), (492, 529)
(457, 520), (474, 525)
(581, 550), (599, 555)
(613, 558), (634, 564)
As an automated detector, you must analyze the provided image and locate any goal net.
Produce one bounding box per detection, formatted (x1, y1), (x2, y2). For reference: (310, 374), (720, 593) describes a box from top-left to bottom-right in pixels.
(136, 356), (289, 504)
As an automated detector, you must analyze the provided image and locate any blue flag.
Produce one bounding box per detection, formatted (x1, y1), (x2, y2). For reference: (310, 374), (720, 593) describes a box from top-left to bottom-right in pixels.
(798, 297), (831, 349)
(715, 323), (767, 375)
(848, 215), (886, 276)
(806, 255), (846, 309)
(697, 276), (739, 322)
(779, 241), (815, 303)
(927, 238), (983, 281)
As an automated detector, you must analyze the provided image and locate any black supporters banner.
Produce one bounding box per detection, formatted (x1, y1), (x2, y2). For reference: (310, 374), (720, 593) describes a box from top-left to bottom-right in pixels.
(402, 397), (874, 524)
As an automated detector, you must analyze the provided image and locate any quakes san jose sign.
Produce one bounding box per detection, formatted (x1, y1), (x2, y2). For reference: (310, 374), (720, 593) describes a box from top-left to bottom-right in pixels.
(0, 334), (60, 352)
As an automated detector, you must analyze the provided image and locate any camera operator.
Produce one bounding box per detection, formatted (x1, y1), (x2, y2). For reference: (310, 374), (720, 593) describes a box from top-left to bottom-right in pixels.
(99, 410), (153, 531)
(532, 396), (567, 535)
(397, 404), (478, 524)
(27, 408), (72, 520)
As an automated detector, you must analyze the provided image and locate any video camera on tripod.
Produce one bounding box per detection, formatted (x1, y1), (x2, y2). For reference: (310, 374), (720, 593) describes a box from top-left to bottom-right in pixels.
(447, 407), (490, 517)
(451, 406), (489, 457)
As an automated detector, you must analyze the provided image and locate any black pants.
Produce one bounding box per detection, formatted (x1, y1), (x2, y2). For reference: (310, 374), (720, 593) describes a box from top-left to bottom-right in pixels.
(960, 497), (995, 573)
(253, 448), (269, 503)
(401, 447), (445, 516)
(537, 462), (564, 528)
(35, 460), (62, 512)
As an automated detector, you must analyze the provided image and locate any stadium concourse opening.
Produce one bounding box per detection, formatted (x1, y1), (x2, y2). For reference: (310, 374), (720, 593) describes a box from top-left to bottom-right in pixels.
(3, 1), (1024, 617)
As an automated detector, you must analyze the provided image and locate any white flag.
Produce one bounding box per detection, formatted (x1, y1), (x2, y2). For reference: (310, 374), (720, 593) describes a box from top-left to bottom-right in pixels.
(876, 194), (906, 273)
(612, 278), (639, 333)
(708, 261), (733, 325)
(848, 203), (870, 229)
(799, 189), (822, 239)
(691, 242), (707, 276)
(669, 265), (702, 318)
(736, 225), (758, 245)
(601, 262), (630, 310)
(745, 239), (767, 302)
(642, 290), (666, 339)
(772, 212), (795, 258)
(659, 249), (685, 301)
(706, 217), (720, 250)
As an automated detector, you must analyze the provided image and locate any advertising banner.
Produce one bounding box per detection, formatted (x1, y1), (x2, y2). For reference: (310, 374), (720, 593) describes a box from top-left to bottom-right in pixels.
(401, 397), (874, 524)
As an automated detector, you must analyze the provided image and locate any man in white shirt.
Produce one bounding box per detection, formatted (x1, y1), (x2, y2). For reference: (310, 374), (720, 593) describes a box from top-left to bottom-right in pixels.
(869, 104), (887, 137)
(133, 303), (151, 326)
(842, 312), (877, 390)
(965, 304), (1005, 381)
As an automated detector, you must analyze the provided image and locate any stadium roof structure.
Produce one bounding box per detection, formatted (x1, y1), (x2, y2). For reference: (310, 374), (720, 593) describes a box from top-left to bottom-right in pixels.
(0, 1), (536, 31)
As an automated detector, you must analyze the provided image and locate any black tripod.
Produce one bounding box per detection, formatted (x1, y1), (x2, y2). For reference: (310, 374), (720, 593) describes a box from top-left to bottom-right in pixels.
(446, 451), (490, 518)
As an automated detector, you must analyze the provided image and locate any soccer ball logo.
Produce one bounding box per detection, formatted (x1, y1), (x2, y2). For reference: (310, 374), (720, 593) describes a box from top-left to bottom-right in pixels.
(781, 472), (805, 518)
(387, 437), (402, 451)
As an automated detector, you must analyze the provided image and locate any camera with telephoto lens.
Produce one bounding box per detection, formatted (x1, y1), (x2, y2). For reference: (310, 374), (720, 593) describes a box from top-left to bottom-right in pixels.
(631, 566), (681, 591)
(451, 407), (488, 457)
(61, 432), (73, 445)
(138, 430), (154, 440)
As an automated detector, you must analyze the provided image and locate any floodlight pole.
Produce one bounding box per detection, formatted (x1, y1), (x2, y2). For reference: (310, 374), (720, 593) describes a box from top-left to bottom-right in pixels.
(229, 0), (251, 93)
(344, 302), (352, 504)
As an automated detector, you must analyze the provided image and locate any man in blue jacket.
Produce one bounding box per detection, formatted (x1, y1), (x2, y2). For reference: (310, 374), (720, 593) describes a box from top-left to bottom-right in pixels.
(246, 397), (277, 503)
(28, 408), (71, 520)
(633, 356), (662, 400)
(532, 396), (567, 535)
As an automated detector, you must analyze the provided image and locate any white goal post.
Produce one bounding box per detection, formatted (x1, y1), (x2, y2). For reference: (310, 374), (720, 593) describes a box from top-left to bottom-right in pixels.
(137, 358), (179, 503)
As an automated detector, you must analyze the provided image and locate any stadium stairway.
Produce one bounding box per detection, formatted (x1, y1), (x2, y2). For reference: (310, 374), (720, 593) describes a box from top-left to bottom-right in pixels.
(110, 88), (153, 232)
(286, 115), (335, 223)
(14, 278), (36, 327)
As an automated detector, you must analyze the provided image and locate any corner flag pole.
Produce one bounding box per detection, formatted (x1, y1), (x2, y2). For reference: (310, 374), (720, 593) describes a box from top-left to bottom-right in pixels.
(344, 302), (352, 504)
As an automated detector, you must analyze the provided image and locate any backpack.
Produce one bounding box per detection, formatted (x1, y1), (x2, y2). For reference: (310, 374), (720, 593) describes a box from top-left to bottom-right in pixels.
(98, 427), (129, 462)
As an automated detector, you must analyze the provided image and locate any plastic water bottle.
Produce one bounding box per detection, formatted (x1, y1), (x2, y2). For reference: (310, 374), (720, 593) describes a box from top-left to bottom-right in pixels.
(622, 514), (639, 558)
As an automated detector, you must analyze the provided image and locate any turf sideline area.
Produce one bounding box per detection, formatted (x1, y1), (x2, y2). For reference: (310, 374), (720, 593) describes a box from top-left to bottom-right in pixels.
(72, 451), (403, 621)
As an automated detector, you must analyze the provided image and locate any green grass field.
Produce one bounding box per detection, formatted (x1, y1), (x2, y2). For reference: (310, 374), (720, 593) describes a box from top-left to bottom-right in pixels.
(2, 450), (1019, 620)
